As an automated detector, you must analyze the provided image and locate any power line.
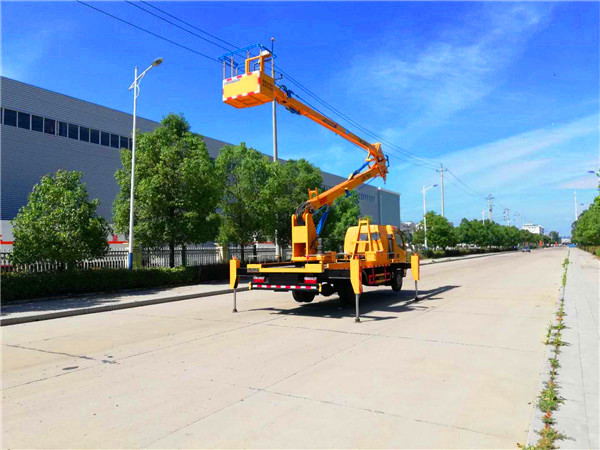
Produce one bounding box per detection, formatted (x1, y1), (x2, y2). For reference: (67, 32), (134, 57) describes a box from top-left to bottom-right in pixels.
(117, 0), (442, 171)
(275, 66), (441, 170)
(125, 1), (233, 53)
(138, 0), (239, 50)
(79, 0), (524, 219)
(76, 0), (222, 65)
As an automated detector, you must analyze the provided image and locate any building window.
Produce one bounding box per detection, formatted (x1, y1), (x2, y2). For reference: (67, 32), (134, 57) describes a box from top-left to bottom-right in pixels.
(120, 136), (129, 149)
(32, 115), (43, 132)
(44, 118), (56, 135)
(68, 123), (78, 140)
(58, 121), (68, 137)
(110, 134), (119, 149)
(18, 112), (31, 130)
(80, 126), (90, 142)
(3, 109), (17, 126)
(101, 131), (110, 146)
(129, 138), (133, 149)
(90, 129), (99, 144)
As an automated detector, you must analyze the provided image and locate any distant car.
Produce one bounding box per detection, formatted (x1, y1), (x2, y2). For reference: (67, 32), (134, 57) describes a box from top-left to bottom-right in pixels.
(522, 246), (531, 252)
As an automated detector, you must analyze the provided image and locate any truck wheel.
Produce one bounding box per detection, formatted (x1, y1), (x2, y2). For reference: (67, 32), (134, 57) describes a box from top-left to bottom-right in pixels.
(391, 270), (403, 292)
(338, 281), (354, 306)
(293, 291), (316, 303)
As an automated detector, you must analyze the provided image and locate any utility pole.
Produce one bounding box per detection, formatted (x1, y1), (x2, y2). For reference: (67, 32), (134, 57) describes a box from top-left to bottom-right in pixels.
(481, 210), (486, 223)
(436, 164), (447, 217)
(574, 191), (578, 221)
(271, 37), (279, 259)
(271, 37), (278, 162)
(504, 208), (510, 226)
(421, 184), (438, 250)
(486, 194), (494, 222)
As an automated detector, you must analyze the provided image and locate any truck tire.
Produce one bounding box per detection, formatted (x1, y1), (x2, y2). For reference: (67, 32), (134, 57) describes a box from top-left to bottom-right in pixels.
(293, 291), (316, 303)
(391, 269), (403, 292)
(337, 281), (355, 306)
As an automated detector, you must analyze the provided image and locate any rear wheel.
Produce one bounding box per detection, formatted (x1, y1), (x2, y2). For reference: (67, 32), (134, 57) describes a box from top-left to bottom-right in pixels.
(292, 291), (316, 303)
(391, 269), (404, 292)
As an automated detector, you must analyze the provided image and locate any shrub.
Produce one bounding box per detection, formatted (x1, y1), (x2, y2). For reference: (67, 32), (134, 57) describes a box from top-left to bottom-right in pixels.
(1, 264), (228, 303)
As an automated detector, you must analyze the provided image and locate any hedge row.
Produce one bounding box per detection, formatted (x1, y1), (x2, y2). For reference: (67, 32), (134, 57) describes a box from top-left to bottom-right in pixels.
(1, 264), (229, 303)
(580, 245), (600, 258)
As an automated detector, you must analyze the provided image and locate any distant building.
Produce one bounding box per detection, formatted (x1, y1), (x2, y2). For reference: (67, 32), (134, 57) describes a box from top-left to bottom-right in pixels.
(522, 223), (544, 235)
(0, 77), (402, 244)
(400, 221), (417, 234)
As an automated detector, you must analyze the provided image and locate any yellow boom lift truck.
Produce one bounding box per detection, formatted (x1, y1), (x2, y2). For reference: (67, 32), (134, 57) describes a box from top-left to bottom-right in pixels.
(222, 44), (419, 322)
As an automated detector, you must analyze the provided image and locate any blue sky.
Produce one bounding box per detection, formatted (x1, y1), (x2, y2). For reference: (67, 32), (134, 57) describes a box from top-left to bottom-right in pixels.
(2, 1), (598, 235)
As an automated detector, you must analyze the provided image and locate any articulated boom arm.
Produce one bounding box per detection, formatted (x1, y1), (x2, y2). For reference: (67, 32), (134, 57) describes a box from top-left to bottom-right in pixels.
(221, 46), (389, 261)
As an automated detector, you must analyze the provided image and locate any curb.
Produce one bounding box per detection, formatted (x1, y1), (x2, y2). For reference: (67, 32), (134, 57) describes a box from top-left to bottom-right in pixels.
(1, 250), (515, 326)
(420, 250), (515, 266)
(0, 287), (248, 327)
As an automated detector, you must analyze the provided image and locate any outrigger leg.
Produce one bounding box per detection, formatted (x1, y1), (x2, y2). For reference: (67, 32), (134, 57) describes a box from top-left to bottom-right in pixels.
(350, 259), (363, 323)
(229, 258), (241, 313)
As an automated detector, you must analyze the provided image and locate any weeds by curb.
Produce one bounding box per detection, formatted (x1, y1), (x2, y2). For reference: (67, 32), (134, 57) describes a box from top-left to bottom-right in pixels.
(519, 252), (570, 450)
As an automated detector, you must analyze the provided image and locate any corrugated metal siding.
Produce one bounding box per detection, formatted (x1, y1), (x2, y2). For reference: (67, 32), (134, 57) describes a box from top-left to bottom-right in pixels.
(1, 76), (400, 227)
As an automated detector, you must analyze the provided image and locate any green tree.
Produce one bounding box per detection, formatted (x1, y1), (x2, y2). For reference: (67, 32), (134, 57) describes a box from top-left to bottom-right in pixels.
(412, 211), (457, 248)
(11, 170), (110, 267)
(216, 142), (272, 261)
(548, 231), (561, 244)
(572, 193), (600, 246)
(320, 191), (362, 252)
(263, 159), (323, 249)
(113, 113), (221, 267)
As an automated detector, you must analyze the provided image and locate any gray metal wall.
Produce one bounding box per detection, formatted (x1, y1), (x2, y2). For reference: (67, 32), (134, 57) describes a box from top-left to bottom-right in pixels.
(1, 76), (400, 228)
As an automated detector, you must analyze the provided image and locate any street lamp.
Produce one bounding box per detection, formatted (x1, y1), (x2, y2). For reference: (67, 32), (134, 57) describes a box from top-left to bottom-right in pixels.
(421, 184), (438, 250)
(127, 57), (163, 270)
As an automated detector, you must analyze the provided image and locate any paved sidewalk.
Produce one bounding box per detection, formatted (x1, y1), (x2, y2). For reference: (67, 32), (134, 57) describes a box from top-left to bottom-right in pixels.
(0, 250), (515, 326)
(555, 248), (599, 448)
(0, 282), (239, 325)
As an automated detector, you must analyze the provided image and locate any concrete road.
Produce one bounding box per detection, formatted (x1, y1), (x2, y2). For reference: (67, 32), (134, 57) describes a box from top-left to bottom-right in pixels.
(2, 248), (566, 448)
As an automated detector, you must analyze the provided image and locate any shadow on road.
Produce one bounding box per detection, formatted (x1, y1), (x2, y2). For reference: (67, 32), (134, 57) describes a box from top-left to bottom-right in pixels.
(0, 281), (229, 316)
(248, 285), (460, 320)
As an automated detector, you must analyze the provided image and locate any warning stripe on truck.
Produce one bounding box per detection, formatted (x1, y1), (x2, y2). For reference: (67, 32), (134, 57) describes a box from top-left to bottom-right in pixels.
(251, 284), (318, 291)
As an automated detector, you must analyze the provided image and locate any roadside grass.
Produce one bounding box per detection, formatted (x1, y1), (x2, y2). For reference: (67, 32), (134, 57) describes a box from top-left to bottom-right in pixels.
(519, 253), (570, 449)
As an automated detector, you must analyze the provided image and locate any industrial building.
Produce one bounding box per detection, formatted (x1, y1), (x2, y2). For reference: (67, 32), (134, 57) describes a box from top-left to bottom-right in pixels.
(0, 76), (401, 242)
(522, 223), (545, 235)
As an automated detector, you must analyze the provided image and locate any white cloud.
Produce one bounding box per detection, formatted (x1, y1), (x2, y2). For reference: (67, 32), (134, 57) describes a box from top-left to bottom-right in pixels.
(345, 3), (553, 143)
(441, 114), (598, 181)
(560, 176), (599, 190)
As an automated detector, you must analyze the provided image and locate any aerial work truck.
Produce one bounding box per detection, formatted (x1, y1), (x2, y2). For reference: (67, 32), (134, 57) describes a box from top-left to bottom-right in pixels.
(221, 44), (418, 321)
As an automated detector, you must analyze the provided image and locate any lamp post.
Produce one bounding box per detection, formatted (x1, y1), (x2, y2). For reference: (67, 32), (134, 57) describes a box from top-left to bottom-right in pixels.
(127, 57), (163, 270)
(421, 184), (438, 250)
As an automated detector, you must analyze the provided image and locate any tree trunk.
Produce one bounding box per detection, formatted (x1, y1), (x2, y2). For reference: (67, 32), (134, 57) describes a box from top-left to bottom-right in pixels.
(240, 244), (245, 263)
(169, 241), (175, 268)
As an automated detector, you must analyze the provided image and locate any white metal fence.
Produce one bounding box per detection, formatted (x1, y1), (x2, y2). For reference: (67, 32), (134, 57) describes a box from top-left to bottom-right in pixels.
(1, 245), (288, 273)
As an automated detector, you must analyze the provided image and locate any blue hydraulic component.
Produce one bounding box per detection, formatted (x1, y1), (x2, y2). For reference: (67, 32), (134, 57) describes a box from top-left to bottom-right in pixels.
(280, 85), (300, 115)
(351, 161), (370, 178)
(316, 205), (330, 236)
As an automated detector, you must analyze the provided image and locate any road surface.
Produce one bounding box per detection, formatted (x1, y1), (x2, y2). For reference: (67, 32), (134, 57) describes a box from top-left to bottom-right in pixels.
(2, 248), (566, 448)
